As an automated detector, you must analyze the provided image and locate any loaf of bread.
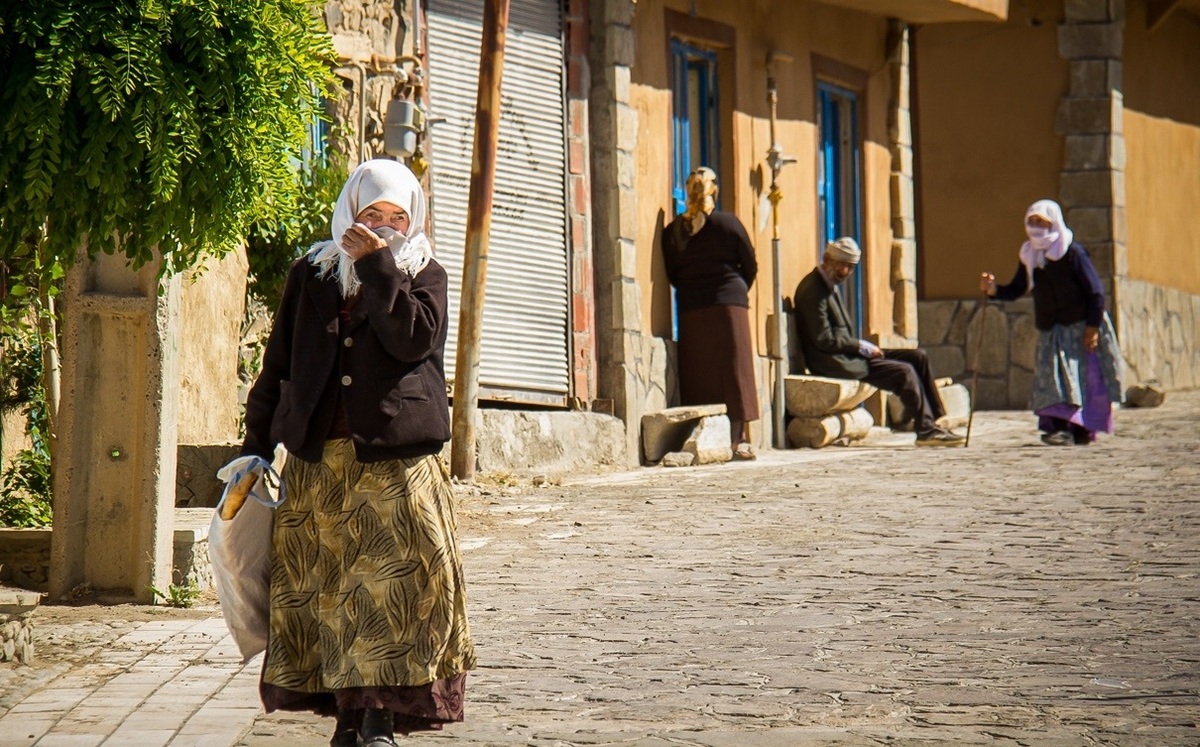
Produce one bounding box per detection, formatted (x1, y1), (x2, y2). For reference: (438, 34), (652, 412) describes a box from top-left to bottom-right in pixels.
(219, 470), (259, 520)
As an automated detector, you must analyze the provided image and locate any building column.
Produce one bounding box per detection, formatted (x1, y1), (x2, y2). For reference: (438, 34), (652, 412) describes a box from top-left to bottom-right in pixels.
(1055, 0), (1126, 315)
(50, 251), (179, 603)
(887, 20), (919, 347)
(589, 0), (648, 464)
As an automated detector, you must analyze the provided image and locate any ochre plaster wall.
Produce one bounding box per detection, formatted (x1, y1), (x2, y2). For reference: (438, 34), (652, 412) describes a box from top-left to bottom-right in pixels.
(914, 0), (1066, 299)
(631, 0), (894, 352)
(1123, 8), (1200, 295)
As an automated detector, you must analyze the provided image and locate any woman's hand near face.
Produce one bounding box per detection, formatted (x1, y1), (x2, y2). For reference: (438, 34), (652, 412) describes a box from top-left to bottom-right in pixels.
(341, 222), (387, 260)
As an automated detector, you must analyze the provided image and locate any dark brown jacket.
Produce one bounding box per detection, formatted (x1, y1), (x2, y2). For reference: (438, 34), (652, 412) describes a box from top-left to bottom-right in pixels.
(791, 267), (869, 380)
(241, 248), (451, 463)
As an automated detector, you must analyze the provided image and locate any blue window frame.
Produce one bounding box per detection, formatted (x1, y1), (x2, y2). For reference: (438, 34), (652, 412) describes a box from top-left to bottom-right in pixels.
(671, 40), (720, 216)
(817, 82), (863, 335)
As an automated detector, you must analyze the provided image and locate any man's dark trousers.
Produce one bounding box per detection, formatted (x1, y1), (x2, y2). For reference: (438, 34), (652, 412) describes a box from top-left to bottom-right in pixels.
(863, 348), (946, 433)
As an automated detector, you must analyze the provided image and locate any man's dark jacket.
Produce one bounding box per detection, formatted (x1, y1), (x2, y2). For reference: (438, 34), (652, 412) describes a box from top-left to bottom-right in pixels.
(241, 248), (450, 463)
(791, 267), (869, 380)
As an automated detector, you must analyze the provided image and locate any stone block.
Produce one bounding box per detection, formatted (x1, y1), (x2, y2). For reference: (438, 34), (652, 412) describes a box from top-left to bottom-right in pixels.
(893, 280), (919, 340)
(1064, 134), (1109, 170)
(476, 410), (627, 474)
(1010, 313), (1039, 371)
(967, 304), (1009, 376)
(936, 383), (971, 430)
(783, 375), (877, 418)
(1069, 59), (1121, 97)
(1008, 367), (1035, 408)
(1065, 0), (1122, 22)
(1057, 22), (1123, 60)
(661, 451), (695, 468)
(918, 300), (958, 346)
(947, 301), (974, 346)
(1060, 169), (1116, 207)
(682, 414), (733, 464)
(787, 407), (874, 449)
(926, 345), (966, 381)
(1124, 383), (1165, 408)
(1056, 98), (1117, 135)
(641, 405), (727, 463)
(1067, 207), (1115, 244)
(176, 442), (241, 508)
(891, 239), (916, 284)
(973, 376), (1009, 410)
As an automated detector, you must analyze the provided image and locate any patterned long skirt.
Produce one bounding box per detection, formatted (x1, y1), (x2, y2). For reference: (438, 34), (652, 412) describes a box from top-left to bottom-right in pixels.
(260, 439), (476, 734)
(1030, 315), (1125, 441)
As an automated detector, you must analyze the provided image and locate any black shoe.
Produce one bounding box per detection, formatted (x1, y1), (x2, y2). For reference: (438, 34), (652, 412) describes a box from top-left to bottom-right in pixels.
(359, 708), (396, 747)
(916, 427), (966, 447)
(1040, 430), (1072, 446)
(330, 707), (361, 747)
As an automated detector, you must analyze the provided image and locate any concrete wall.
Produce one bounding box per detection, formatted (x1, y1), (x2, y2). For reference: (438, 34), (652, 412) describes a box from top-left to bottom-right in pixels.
(914, 0), (1067, 300)
(1123, 4), (1200, 294)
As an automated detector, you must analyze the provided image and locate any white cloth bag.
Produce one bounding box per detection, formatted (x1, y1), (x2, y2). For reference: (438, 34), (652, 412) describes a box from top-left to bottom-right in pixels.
(209, 456), (285, 662)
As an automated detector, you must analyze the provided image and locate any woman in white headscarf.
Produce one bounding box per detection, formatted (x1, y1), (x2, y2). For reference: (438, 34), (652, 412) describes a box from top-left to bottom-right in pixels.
(980, 199), (1124, 445)
(240, 159), (476, 746)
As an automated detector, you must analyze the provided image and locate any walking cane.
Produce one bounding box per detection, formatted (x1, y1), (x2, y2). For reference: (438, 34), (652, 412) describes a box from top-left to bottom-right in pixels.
(965, 298), (989, 448)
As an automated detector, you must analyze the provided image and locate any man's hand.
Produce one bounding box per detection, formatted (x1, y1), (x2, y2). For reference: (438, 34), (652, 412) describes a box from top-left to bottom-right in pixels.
(859, 340), (884, 359)
(1083, 326), (1099, 352)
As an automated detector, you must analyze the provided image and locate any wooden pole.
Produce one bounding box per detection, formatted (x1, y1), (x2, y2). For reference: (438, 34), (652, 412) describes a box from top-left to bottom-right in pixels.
(450, 0), (510, 481)
(965, 299), (989, 448)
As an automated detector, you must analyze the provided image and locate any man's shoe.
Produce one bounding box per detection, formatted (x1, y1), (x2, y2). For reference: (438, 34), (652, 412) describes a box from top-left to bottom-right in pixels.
(1040, 430), (1073, 446)
(916, 427), (966, 447)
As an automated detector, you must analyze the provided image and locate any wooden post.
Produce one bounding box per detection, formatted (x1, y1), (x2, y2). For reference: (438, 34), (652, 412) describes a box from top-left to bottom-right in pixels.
(450, 0), (510, 481)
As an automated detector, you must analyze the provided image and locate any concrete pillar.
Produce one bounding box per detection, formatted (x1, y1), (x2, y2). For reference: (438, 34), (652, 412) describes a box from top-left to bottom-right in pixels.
(50, 250), (180, 603)
(1055, 1), (1126, 327)
(589, 0), (643, 464)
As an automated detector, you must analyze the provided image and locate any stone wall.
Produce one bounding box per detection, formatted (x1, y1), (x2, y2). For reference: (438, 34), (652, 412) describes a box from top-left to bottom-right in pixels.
(325, 1), (415, 165)
(918, 297), (1037, 410)
(1117, 278), (1200, 391)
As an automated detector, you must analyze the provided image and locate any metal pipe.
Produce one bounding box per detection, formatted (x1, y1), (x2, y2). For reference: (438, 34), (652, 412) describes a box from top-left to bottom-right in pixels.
(450, 0), (510, 481)
(766, 76), (787, 450)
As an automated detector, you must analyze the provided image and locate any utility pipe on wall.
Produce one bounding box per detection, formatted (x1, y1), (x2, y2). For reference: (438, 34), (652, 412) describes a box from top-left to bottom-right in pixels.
(450, 0), (510, 481)
(765, 54), (796, 449)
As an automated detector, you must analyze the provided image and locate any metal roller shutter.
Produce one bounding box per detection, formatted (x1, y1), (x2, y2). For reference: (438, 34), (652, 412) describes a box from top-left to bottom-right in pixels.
(425, 0), (570, 406)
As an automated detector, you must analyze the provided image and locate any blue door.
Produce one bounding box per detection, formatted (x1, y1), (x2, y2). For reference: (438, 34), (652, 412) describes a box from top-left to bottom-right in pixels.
(817, 83), (863, 335)
(671, 40), (720, 216)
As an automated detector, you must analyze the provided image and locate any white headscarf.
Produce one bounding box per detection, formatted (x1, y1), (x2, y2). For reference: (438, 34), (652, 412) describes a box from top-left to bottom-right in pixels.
(309, 158), (433, 297)
(1018, 199), (1072, 288)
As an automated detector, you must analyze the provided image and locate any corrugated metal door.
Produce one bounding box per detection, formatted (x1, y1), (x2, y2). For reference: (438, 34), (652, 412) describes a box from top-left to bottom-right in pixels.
(425, 0), (570, 406)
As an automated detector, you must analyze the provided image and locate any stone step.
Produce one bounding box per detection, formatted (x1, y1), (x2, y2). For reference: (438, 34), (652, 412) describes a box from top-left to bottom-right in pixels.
(641, 405), (728, 463)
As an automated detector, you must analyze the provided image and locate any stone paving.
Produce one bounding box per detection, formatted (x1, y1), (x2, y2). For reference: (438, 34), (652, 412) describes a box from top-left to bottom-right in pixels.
(0, 393), (1197, 746)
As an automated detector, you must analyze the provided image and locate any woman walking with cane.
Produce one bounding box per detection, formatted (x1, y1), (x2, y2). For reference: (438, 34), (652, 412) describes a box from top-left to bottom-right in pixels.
(979, 199), (1124, 445)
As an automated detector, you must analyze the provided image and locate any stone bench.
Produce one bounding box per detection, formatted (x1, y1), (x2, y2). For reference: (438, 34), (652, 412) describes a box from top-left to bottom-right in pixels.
(884, 378), (972, 431)
(641, 405), (733, 466)
(784, 375), (878, 448)
(0, 588), (39, 664)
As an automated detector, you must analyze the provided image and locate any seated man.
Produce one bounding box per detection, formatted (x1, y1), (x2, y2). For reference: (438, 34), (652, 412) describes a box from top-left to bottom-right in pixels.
(792, 237), (965, 446)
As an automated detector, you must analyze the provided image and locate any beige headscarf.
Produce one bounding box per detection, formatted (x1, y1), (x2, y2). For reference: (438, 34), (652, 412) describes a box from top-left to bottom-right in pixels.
(682, 167), (718, 235)
(309, 158), (433, 297)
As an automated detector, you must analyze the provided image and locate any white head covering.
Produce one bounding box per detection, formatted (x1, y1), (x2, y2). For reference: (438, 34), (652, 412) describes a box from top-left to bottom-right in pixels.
(824, 236), (861, 264)
(309, 158), (433, 297)
(1018, 199), (1072, 288)
(682, 167), (718, 236)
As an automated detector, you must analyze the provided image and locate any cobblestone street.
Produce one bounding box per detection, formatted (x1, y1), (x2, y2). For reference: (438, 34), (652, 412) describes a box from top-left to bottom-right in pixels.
(241, 393), (1200, 746)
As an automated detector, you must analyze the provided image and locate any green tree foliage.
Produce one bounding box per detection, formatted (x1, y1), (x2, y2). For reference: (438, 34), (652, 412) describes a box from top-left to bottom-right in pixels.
(0, 0), (336, 276)
(246, 151), (347, 311)
(0, 333), (51, 528)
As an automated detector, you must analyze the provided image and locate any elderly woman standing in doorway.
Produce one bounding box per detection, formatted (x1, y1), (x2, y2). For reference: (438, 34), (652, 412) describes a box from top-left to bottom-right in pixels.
(661, 166), (760, 460)
(239, 159), (476, 747)
(980, 198), (1124, 445)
